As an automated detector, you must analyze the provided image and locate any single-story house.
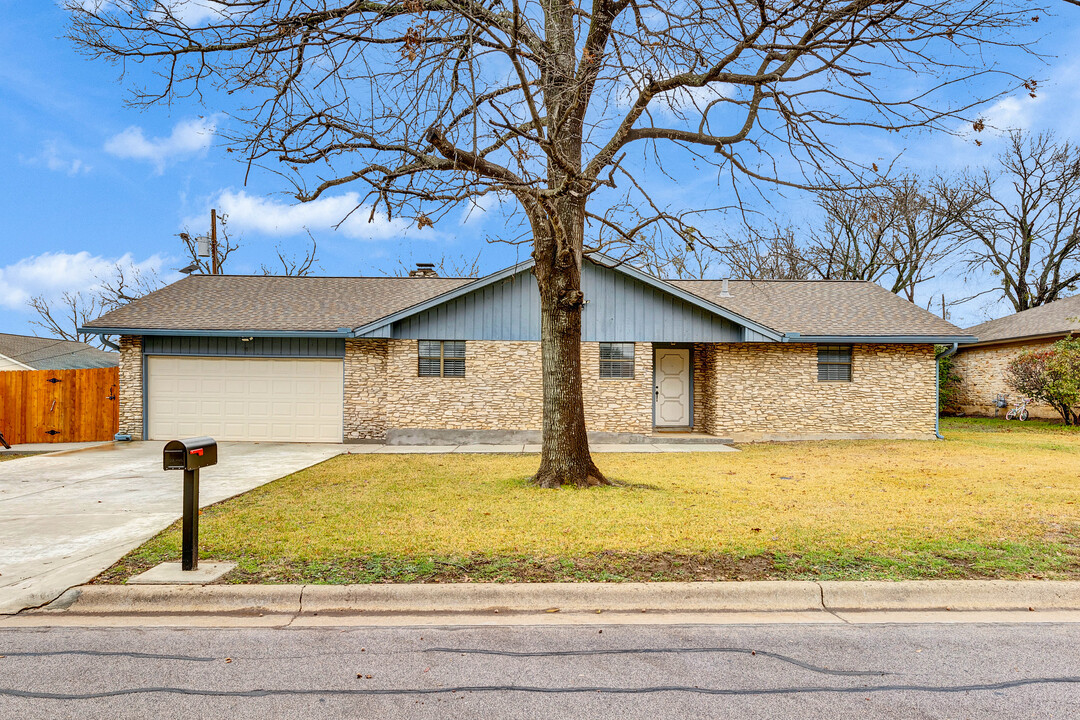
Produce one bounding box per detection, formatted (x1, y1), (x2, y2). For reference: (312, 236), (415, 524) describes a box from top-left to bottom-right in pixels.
(79, 255), (974, 444)
(0, 333), (118, 372)
(952, 295), (1080, 418)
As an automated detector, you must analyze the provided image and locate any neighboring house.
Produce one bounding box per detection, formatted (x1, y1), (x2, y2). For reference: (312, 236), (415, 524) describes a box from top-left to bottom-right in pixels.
(0, 333), (118, 371)
(79, 255), (973, 444)
(952, 295), (1080, 419)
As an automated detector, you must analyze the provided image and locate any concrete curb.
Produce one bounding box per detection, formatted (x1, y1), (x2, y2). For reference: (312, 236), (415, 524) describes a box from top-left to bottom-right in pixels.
(821, 580), (1080, 612)
(44, 585), (303, 615)
(302, 581), (821, 614)
(30, 580), (1080, 616)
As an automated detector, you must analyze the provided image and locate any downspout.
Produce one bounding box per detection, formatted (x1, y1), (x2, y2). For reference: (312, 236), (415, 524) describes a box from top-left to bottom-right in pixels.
(934, 343), (959, 440)
(101, 337), (120, 352)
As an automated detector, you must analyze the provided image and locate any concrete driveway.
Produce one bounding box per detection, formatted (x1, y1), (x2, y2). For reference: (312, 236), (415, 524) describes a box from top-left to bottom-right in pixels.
(0, 441), (344, 614)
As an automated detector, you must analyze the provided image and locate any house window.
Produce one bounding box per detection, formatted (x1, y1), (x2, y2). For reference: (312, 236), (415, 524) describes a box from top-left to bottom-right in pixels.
(817, 344), (852, 382)
(600, 342), (635, 379)
(418, 340), (465, 377)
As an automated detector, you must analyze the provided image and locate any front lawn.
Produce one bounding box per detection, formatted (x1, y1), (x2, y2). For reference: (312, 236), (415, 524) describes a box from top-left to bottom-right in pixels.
(97, 418), (1080, 583)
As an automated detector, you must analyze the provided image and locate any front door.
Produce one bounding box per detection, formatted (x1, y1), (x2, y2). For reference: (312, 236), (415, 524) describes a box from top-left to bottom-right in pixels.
(654, 348), (691, 427)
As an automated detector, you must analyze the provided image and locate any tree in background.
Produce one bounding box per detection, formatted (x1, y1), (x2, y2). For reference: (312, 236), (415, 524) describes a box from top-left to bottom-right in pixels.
(937, 350), (963, 413)
(962, 130), (1080, 312)
(28, 261), (162, 349)
(68, 1), (1045, 486)
(1004, 335), (1080, 425)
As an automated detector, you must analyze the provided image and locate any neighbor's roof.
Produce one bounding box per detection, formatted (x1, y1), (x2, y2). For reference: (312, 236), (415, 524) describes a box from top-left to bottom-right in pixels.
(671, 279), (966, 338)
(0, 333), (118, 370)
(963, 294), (1080, 345)
(82, 275), (472, 333)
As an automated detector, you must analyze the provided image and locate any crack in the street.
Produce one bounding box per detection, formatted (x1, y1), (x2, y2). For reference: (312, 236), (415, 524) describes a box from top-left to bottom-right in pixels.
(3, 676), (1080, 700)
(424, 646), (887, 677)
(0, 649), (216, 661)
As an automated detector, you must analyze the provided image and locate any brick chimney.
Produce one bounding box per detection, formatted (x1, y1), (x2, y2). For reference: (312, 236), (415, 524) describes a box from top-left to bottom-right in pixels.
(409, 262), (438, 277)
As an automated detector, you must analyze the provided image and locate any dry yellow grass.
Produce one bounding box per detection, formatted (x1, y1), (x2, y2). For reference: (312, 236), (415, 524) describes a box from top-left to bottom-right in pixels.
(104, 418), (1080, 584)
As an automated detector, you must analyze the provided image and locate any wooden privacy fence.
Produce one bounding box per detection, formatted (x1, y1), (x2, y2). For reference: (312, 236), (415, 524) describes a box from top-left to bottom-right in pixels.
(0, 367), (119, 445)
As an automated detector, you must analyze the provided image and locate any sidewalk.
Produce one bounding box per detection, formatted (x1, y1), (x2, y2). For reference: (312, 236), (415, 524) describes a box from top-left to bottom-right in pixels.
(0, 441), (110, 455)
(7, 580), (1080, 627)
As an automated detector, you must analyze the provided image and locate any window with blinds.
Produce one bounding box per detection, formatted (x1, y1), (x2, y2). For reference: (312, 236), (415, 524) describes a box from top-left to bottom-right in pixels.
(817, 344), (852, 382)
(599, 342), (635, 379)
(418, 340), (466, 377)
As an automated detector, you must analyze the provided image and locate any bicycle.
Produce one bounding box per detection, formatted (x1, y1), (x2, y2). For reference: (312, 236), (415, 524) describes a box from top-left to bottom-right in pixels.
(1006, 397), (1033, 421)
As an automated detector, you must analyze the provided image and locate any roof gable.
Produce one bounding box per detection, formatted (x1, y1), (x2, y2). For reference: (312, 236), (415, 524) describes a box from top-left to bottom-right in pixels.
(354, 255), (782, 342)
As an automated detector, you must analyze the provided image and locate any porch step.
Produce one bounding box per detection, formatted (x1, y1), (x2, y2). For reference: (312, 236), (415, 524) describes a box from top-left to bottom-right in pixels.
(647, 434), (735, 445)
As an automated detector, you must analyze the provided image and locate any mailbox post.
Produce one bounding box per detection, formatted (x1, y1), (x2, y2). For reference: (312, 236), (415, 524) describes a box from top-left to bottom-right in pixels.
(162, 437), (218, 571)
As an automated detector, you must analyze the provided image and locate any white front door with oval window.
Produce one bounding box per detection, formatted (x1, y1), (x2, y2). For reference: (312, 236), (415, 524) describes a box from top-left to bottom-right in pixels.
(654, 348), (691, 427)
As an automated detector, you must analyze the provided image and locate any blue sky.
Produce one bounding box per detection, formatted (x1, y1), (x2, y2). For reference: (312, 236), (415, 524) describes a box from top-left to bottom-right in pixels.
(1, 1), (1079, 338)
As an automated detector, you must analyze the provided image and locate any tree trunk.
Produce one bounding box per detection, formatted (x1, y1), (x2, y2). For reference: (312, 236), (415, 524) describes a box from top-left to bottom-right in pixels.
(530, 220), (609, 488)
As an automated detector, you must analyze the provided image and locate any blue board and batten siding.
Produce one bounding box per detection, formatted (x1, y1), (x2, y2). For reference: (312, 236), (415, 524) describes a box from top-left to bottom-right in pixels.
(365, 259), (748, 343)
(142, 336), (345, 358)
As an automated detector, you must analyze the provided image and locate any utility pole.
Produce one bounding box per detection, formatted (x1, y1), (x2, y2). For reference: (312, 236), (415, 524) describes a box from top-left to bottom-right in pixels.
(210, 208), (220, 275)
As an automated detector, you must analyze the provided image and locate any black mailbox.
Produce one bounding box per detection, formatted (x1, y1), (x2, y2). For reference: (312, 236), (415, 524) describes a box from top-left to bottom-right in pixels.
(162, 436), (218, 571)
(163, 437), (218, 471)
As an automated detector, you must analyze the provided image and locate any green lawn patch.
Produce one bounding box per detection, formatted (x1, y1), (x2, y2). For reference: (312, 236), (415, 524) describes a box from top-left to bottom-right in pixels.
(96, 418), (1080, 584)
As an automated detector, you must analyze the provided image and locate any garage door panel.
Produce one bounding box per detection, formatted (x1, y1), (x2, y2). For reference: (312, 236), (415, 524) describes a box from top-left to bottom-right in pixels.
(148, 356), (343, 442)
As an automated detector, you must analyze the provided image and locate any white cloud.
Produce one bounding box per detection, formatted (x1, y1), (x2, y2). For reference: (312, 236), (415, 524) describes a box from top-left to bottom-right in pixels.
(0, 252), (167, 310)
(20, 140), (91, 176)
(74, 1), (222, 25)
(982, 92), (1047, 134)
(195, 189), (417, 241)
(458, 192), (506, 226)
(104, 116), (216, 173)
(151, 1), (225, 25)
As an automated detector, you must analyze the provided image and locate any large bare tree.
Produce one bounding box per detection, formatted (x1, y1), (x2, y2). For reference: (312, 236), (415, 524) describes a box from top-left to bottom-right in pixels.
(804, 176), (973, 300)
(67, 0), (1045, 486)
(962, 130), (1080, 312)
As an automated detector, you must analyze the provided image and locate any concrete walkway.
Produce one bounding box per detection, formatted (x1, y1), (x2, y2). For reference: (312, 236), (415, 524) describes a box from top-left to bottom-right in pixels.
(0, 441), (344, 615)
(347, 442), (738, 454)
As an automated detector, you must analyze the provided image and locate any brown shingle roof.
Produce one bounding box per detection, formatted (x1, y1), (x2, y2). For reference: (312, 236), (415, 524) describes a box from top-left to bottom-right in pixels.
(83, 275), (472, 332)
(670, 279), (968, 337)
(964, 295), (1080, 344)
(0, 333), (118, 370)
(83, 269), (970, 339)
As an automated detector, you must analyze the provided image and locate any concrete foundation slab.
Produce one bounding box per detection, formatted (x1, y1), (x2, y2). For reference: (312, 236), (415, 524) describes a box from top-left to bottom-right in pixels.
(127, 562), (238, 585)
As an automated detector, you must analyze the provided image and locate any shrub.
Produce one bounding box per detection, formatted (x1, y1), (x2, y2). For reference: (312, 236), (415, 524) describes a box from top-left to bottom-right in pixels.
(937, 349), (962, 413)
(1004, 335), (1080, 425)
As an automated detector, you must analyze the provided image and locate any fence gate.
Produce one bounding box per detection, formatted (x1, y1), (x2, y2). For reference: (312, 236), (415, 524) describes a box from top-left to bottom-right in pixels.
(0, 367), (119, 445)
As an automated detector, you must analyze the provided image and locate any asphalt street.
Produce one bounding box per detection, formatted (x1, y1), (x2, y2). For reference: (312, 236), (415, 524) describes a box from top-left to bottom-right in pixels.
(1, 621), (1078, 719)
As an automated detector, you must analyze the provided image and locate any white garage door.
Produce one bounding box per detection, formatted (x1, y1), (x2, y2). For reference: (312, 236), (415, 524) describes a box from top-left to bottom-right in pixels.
(147, 356), (343, 442)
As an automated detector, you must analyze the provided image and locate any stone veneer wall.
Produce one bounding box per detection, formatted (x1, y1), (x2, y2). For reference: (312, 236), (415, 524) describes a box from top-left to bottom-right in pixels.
(118, 335), (143, 439)
(343, 338), (388, 440)
(345, 339), (653, 438)
(693, 343), (715, 431)
(695, 343), (937, 439)
(951, 341), (1058, 419)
